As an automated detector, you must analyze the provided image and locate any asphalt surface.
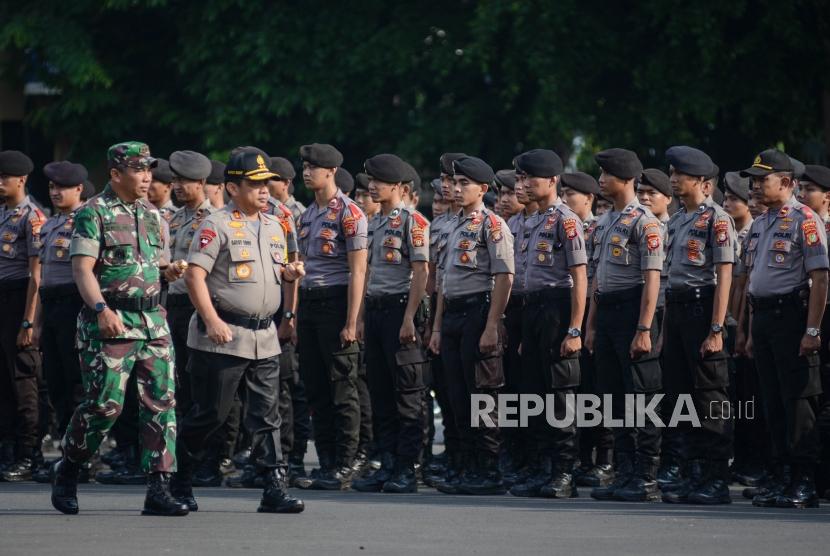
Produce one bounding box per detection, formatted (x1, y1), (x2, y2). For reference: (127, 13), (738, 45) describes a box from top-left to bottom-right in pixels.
(2, 479), (829, 556)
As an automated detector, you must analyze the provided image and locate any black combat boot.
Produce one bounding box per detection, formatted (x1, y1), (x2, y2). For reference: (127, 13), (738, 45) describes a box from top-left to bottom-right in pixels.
(142, 473), (190, 516)
(591, 454), (634, 500)
(656, 454), (683, 490)
(614, 456), (660, 502)
(170, 456), (198, 512)
(457, 453), (506, 495)
(662, 459), (705, 503)
(1, 456), (34, 482)
(352, 453), (395, 492)
(383, 459), (418, 493)
(752, 464), (792, 507)
(539, 463), (578, 499)
(287, 454), (307, 487)
(51, 458), (80, 515)
(258, 467), (305, 513)
(192, 454), (223, 487)
(576, 463), (614, 487)
(733, 461), (769, 487)
(775, 465), (820, 508)
(296, 450), (334, 490)
(96, 445), (145, 485)
(509, 455), (552, 497)
(311, 461), (356, 491)
(688, 460), (731, 505)
(435, 451), (468, 494)
(350, 450), (371, 478)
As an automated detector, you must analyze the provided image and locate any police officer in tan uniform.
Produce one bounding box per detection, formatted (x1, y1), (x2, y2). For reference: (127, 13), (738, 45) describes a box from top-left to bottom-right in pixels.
(742, 149), (828, 509)
(172, 149), (304, 514)
(429, 156), (514, 495)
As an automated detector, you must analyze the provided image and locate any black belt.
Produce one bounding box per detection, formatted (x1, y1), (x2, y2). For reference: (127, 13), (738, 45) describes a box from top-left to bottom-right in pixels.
(214, 308), (273, 330)
(300, 285), (348, 302)
(445, 292), (490, 312)
(365, 293), (408, 311)
(39, 283), (80, 303)
(0, 278), (29, 293)
(749, 287), (810, 311)
(506, 292), (526, 311)
(525, 287), (570, 304)
(166, 293), (194, 309)
(594, 285), (642, 307)
(665, 285), (715, 304)
(104, 293), (161, 312)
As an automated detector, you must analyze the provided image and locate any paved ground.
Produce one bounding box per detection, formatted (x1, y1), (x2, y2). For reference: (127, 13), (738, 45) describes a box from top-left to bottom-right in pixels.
(2, 480), (829, 556)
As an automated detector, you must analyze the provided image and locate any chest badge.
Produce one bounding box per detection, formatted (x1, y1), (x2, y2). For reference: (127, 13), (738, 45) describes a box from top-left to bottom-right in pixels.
(236, 263), (252, 279)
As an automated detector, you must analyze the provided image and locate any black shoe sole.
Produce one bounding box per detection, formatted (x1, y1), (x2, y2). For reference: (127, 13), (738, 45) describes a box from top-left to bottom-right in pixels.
(141, 508), (190, 516)
(257, 504), (305, 513)
(615, 493), (661, 502)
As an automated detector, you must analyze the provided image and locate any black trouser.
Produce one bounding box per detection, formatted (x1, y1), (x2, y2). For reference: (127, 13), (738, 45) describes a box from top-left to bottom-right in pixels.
(662, 291), (732, 461)
(365, 296), (426, 462)
(278, 341), (299, 458)
(165, 298), (195, 418)
(732, 355), (768, 467)
(297, 287), (360, 467)
(40, 292), (84, 437)
(577, 296), (613, 466)
(0, 281), (41, 455)
(357, 342), (374, 454)
(751, 295), (822, 465)
(521, 289), (579, 467)
(441, 293), (502, 458)
(818, 306), (830, 489)
(503, 294), (528, 461)
(178, 349), (283, 470)
(290, 377), (312, 460)
(593, 286), (661, 461)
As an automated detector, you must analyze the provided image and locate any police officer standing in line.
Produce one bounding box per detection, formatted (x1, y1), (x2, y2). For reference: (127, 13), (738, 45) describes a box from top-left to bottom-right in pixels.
(295, 143), (368, 490)
(268, 157), (306, 223)
(742, 150), (827, 508)
(431, 178), (450, 220)
(32, 161), (87, 468)
(149, 159), (178, 223)
(352, 154), (430, 493)
(205, 161), (227, 209)
(162, 150), (215, 418)
(0, 150), (44, 481)
(508, 149), (587, 499)
(658, 147), (736, 505)
(560, 171), (614, 487)
(171, 149), (305, 514)
(355, 173), (380, 220)
(429, 156), (514, 495)
(586, 148), (665, 502)
(51, 141), (185, 516)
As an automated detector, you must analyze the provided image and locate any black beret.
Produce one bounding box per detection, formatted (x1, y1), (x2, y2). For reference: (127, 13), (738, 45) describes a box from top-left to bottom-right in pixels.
(452, 156), (495, 185)
(364, 153), (408, 183)
(335, 168), (354, 193)
(169, 150), (211, 181)
(789, 157), (805, 180)
(269, 157), (296, 180)
(44, 161), (88, 187)
(514, 149), (564, 178)
(355, 172), (370, 191)
(402, 161), (421, 189)
(639, 168), (672, 197)
(665, 146), (716, 178)
(740, 149), (793, 177)
(430, 178), (443, 196)
(82, 179), (96, 200)
(560, 172), (600, 195)
(151, 159), (173, 183)
(300, 143), (343, 168)
(207, 160), (226, 185)
(594, 148), (643, 180)
(723, 172), (750, 202)
(802, 165), (830, 190)
(439, 152), (466, 175)
(494, 169), (516, 191)
(0, 150), (34, 176)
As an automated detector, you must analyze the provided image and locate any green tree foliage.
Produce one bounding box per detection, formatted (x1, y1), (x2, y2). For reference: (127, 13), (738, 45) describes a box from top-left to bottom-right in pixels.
(1, 0), (828, 179)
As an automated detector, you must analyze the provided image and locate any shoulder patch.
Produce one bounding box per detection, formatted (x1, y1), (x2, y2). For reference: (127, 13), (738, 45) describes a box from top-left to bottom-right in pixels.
(412, 211), (429, 229)
(563, 218), (578, 240)
(347, 202), (364, 220)
(803, 219), (820, 246)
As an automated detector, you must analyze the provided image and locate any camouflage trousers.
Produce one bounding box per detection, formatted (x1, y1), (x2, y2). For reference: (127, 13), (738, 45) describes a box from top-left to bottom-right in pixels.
(63, 335), (177, 472)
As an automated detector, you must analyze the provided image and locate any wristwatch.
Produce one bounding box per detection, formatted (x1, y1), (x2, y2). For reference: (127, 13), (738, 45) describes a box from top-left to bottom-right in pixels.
(806, 327), (821, 337)
(94, 301), (108, 314)
(567, 327), (581, 338)
(710, 323), (723, 334)
(283, 311), (296, 321)
(21, 320), (32, 330)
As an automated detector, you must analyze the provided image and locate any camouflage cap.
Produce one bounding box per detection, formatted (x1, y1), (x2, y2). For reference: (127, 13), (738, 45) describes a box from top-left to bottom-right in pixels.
(107, 141), (158, 170)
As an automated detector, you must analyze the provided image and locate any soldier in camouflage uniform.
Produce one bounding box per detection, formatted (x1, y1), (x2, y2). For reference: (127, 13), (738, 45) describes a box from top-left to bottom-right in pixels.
(51, 141), (188, 517)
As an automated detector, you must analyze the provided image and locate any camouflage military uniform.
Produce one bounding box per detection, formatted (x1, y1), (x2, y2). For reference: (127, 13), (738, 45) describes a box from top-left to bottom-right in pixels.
(63, 182), (177, 473)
